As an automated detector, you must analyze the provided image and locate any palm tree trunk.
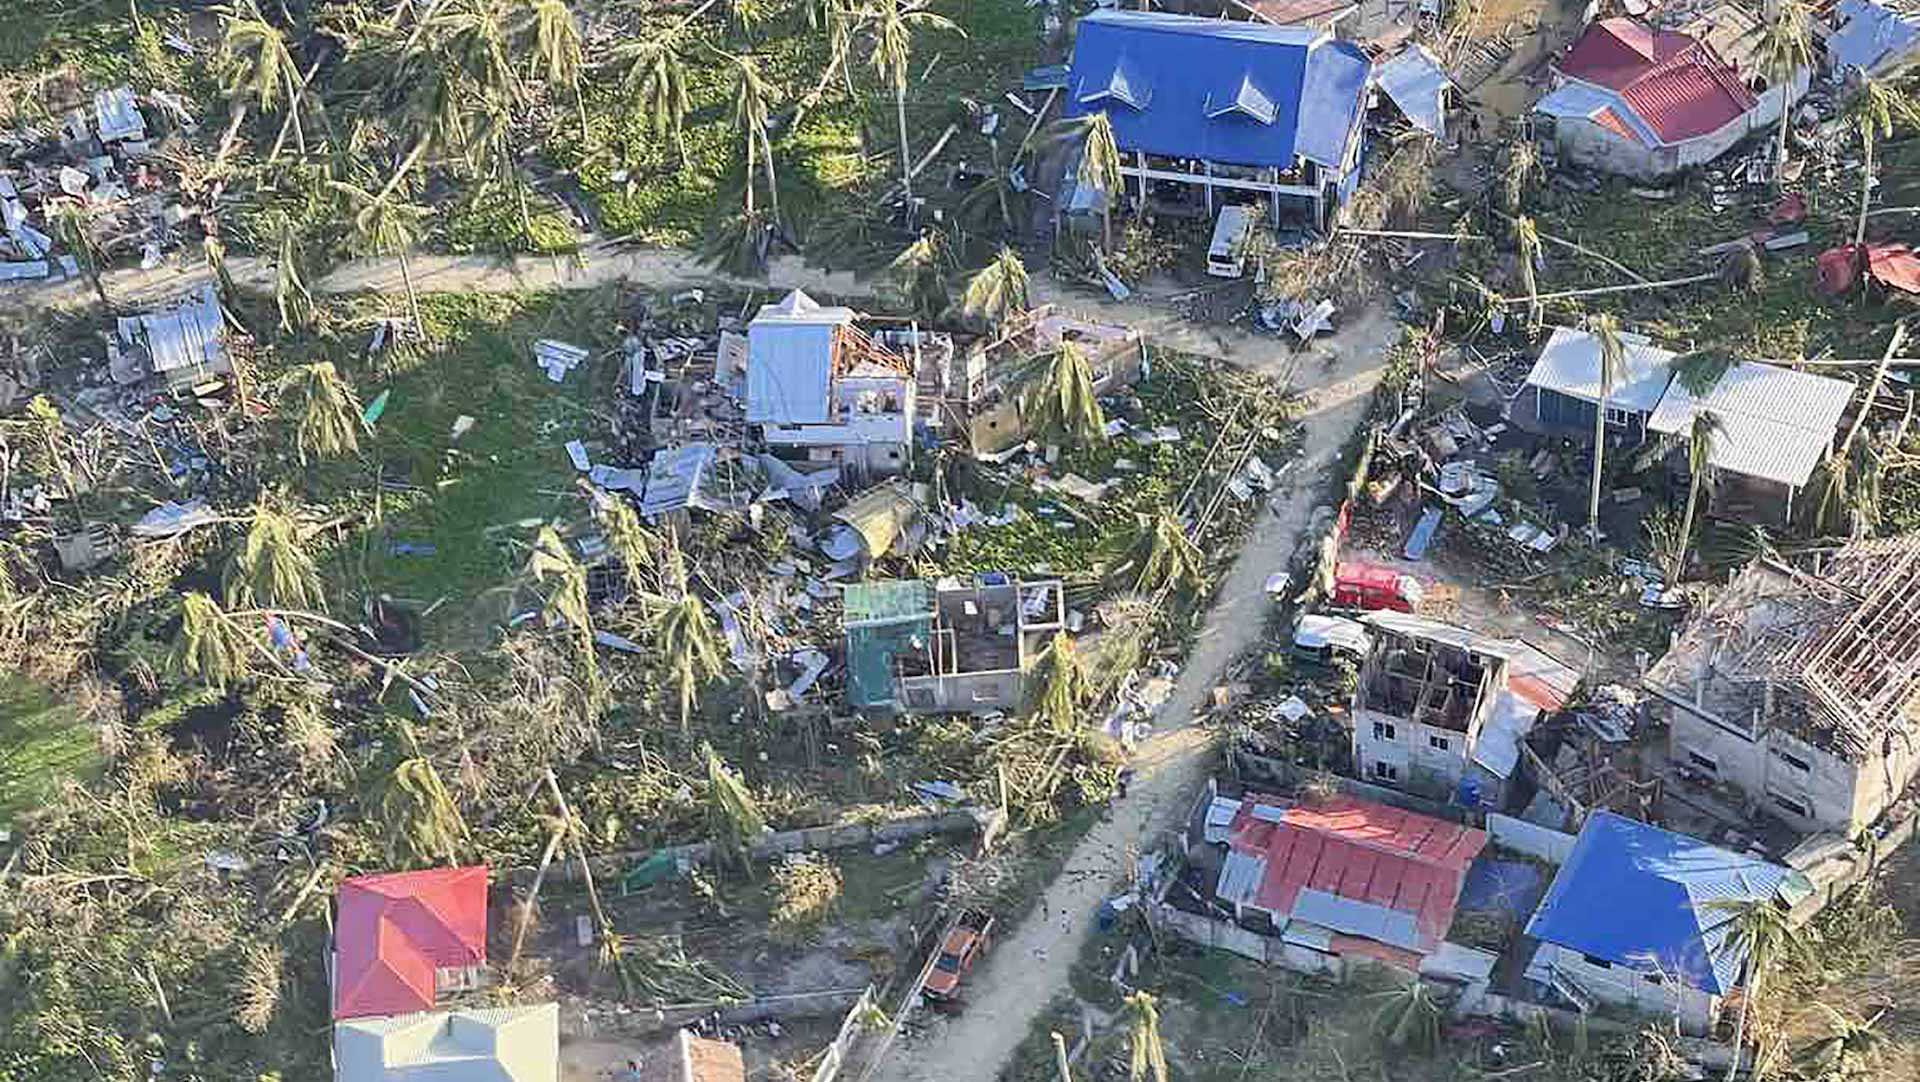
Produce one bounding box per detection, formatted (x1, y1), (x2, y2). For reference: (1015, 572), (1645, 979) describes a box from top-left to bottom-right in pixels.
(1589, 393), (1608, 542)
(507, 827), (565, 970)
(542, 770), (610, 931)
(896, 82), (914, 202)
(1672, 471), (1702, 584)
(743, 129), (757, 217)
(1837, 324), (1907, 455)
(1724, 969), (1759, 1082)
(398, 247), (423, 338)
(759, 128), (780, 225)
(1775, 83), (1794, 191)
(1856, 134), (1874, 246)
(988, 138), (1013, 232)
(575, 80), (590, 148)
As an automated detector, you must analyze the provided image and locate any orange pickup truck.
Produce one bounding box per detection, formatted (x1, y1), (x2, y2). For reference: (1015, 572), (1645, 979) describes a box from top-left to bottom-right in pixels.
(922, 910), (994, 1001)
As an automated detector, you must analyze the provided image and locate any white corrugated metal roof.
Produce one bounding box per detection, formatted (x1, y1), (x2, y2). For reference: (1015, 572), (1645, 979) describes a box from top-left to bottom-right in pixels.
(1361, 611), (1517, 659)
(1533, 83), (1660, 146)
(1646, 362), (1853, 487)
(1374, 45), (1452, 136)
(335, 1003), (558, 1082)
(94, 86), (145, 143)
(1204, 797), (1242, 844)
(127, 285), (227, 375)
(1525, 325), (1676, 413)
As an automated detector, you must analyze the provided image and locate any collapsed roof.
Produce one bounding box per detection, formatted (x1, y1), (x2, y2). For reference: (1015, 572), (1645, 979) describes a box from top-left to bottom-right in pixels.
(1643, 534), (1920, 759)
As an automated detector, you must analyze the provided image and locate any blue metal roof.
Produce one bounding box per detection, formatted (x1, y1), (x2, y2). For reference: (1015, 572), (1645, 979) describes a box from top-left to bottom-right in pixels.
(1523, 811), (1795, 995)
(1064, 11), (1370, 170)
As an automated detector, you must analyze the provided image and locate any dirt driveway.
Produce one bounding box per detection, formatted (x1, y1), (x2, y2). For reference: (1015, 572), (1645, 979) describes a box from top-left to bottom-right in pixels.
(881, 309), (1396, 1082)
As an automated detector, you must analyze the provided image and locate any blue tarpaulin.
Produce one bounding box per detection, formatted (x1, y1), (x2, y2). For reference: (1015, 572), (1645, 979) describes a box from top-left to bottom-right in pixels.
(1457, 859), (1546, 920)
(1064, 10), (1370, 170)
(1524, 811), (1800, 994)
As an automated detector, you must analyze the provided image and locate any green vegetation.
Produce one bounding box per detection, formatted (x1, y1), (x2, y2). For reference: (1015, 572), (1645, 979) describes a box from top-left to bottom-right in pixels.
(0, 679), (101, 822)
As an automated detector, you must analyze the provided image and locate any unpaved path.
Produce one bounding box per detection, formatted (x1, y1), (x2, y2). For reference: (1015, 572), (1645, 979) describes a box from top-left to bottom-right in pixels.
(882, 312), (1396, 1082)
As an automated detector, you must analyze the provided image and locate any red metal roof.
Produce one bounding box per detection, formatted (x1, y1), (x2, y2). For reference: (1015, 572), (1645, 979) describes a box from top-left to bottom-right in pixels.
(1227, 794), (1486, 953)
(1559, 18), (1700, 90)
(334, 865), (489, 1019)
(1558, 17), (1757, 145)
(1868, 244), (1920, 294)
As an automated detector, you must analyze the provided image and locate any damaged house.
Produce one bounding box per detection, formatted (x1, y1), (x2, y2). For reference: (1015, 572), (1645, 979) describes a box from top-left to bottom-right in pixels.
(1211, 792), (1487, 969)
(1062, 10), (1373, 232)
(843, 575), (1065, 713)
(1534, 17), (1806, 179)
(112, 284), (232, 390)
(1523, 810), (1801, 1034)
(1349, 612), (1579, 807)
(745, 289), (916, 480)
(1516, 324), (1676, 443)
(1823, 0), (1920, 78)
(1642, 534), (1920, 838)
(964, 306), (1145, 458)
(1645, 361), (1855, 526)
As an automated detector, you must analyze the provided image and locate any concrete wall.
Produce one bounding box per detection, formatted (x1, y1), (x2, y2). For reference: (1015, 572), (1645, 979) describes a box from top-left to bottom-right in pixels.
(1352, 705), (1473, 798)
(1663, 698), (1920, 838)
(1528, 942), (1717, 1035)
(1153, 903), (1347, 977)
(1487, 812), (1576, 864)
(897, 667), (1023, 714)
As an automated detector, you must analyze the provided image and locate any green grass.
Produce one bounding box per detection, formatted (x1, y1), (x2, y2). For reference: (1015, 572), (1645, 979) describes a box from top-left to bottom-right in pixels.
(0, 676), (102, 822)
(316, 288), (625, 645)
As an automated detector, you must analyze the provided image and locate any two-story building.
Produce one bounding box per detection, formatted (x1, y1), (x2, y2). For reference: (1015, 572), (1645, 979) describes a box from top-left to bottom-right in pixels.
(1641, 533), (1920, 839)
(1350, 612), (1579, 808)
(1062, 10), (1373, 232)
(745, 290), (916, 481)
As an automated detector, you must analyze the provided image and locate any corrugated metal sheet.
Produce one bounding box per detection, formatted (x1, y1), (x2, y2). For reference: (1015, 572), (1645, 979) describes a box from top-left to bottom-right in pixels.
(93, 86), (145, 143)
(1470, 690), (1540, 781)
(1830, 0), (1920, 76)
(746, 290), (852, 425)
(1553, 18), (1756, 147)
(1558, 18), (1705, 90)
(1064, 10), (1369, 170)
(842, 579), (934, 625)
(639, 443), (716, 517)
(1217, 793), (1485, 953)
(1204, 797), (1243, 844)
(1620, 61), (1752, 143)
(1291, 886), (1422, 950)
(127, 285), (228, 378)
(335, 866), (489, 1020)
(1535, 83), (1661, 147)
(1361, 610), (1517, 659)
(1217, 850), (1267, 908)
(1418, 941), (1500, 982)
(335, 1003), (558, 1082)
(1374, 45), (1451, 137)
(1647, 362), (1853, 488)
(1524, 810), (1796, 994)
(1524, 324), (1676, 413)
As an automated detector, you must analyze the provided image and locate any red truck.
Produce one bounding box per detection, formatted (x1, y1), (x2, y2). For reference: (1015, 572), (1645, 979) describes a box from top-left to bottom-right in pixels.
(1331, 561), (1424, 612)
(922, 910), (994, 1002)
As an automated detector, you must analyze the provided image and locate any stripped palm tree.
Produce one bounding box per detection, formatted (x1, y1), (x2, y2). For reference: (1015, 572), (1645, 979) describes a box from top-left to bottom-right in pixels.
(1843, 74), (1919, 245)
(887, 230), (951, 322)
(1668, 410), (1725, 585)
(1502, 138), (1540, 213)
(436, 0), (521, 110)
(657, 592), (726, 731)
(524, 0), (589, 144)
(279, 361), (364, 465)
(1754, 0), (1812, 189)
(1029, 630), (1091, 731)
(704, 742), (768, 874)
(618, 37), (693, 165)
(959, 247), (1030, 328)
(1372, 978), (1442, 1053)
(1022, 341), (1106, 445)
(1706, 894), (1806, 1081)
(47, 202), (107, 309)
(376, 747), (469, 868)
(219, 2), (309, 159)
(1121, 512), (1203, 594)
(1585, 313), (1627, 543)
(171, 591), (256, 691)
(1054, 111), (1123, 250)
(526, 525), (606, 712)
(331, 170), (431, 336)
(1123, 992), (1169, 1082)
(797, 0), (861, 119)
(869, 0), (961, 202)
(225, 498), (327, 612)
(1512, 215), (1543, 332)
(729, 51), (780, 225)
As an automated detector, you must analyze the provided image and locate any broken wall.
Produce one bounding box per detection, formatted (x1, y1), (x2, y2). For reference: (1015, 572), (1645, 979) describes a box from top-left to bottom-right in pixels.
(1527, 942), (1717, 1035)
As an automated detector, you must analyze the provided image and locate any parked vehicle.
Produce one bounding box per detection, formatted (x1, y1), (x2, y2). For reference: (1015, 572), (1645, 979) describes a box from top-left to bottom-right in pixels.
(1292, 614), (1373, 664)
(922, 909), (994, 1001)
(1331, 561), (1424, 612)
(1206, 204), (1260, 278)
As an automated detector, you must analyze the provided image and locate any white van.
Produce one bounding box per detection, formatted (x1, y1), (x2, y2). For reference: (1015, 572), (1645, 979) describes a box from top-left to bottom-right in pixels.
(1206, 204), (1260, 278)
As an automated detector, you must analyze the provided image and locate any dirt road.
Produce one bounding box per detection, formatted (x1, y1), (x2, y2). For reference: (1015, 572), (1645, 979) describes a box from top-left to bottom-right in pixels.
(882, 313), (1395, 1082)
